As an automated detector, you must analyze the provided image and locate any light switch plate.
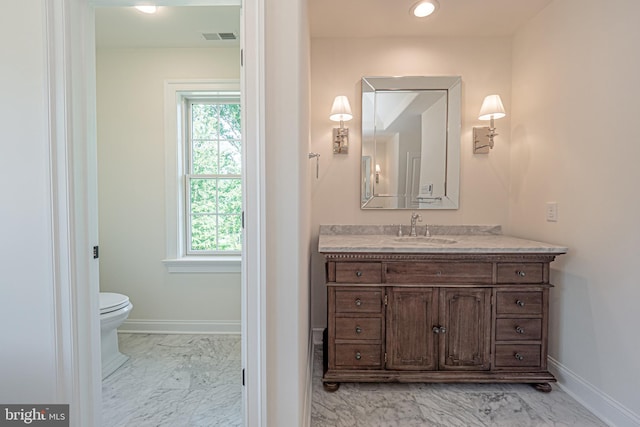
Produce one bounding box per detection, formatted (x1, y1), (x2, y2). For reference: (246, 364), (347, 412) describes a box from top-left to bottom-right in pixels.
(546, 202), (558, 222)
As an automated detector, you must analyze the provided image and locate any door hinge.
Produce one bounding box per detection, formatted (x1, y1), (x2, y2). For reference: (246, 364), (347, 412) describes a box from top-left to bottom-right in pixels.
(242, 368), (245, 386)
(242, 211), (245, 229)
(384, 294), (388, 306)
(240, 49), (244, 67)
(93, 246), (99, 259)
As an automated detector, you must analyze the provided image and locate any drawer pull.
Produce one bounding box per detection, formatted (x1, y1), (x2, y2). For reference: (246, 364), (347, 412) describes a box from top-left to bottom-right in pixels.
(516, 270), (526, 277)
(432, 326), (447, 334)
(355, 298), (362, 307)
(515, 353), (525, 361)
(355, 326), (362, 334)
(355, 352), (362, 360)
(515, 326), (525, 334)
(516, 299), (526, 307)
(355, 271), (363, 277)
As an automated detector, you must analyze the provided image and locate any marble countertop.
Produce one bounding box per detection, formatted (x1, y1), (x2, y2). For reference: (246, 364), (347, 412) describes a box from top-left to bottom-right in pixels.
(318, 225), (568, 254)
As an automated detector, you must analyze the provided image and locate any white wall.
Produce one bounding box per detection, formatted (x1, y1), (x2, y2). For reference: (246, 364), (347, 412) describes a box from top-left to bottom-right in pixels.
(510, 0), (640, 424)
(0, 0), (59, 402)
(264, 0), (312, 424)
(96, 47), (242, 329)
(310, 36), (513, 329)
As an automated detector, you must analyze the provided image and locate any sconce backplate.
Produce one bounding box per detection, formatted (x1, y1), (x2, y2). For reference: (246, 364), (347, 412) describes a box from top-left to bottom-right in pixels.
(473, 126), (491, 154)
(333, 128), (349, 154)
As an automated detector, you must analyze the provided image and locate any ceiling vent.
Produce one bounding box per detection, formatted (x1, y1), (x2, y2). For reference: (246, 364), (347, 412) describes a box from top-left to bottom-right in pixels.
(202, 32), (237, 41)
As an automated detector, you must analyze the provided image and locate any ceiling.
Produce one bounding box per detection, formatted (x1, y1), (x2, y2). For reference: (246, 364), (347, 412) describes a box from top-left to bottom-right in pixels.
(309, 0), (552, 37)
(310, 0), (554, 38)
(95, 1), (554, 49)
(95, 6), (241, 49)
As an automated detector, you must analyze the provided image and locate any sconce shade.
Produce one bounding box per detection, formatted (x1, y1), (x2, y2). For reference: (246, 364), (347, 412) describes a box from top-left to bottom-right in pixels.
(329, 96), (353, 122)
(478, 95), (506, 120)
(375, 164), (381, 173)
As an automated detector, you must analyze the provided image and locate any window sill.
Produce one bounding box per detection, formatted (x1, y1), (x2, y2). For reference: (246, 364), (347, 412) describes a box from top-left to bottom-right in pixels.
(162, 256), (241, 273)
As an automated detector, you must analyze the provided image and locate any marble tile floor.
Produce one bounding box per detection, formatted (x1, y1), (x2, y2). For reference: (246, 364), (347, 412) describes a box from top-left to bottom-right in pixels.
(103, 335), (607, 427)
(311, 346), (608, 427)
(102, 333), (242, 427)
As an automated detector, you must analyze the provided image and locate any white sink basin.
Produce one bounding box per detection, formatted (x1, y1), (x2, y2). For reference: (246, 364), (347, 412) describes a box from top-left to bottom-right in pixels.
(392, 237), (457, 245)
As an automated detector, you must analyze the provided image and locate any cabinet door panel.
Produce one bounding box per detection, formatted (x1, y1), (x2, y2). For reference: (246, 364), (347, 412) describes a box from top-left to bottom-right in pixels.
(439, 288), (491, 370)
(386, 288), (438, 370)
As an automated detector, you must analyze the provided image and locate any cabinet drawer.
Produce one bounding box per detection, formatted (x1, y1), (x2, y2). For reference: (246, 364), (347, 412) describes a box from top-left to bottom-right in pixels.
(385, 262), (492, 284)
(496, 318), (542, 341)
(335, 262), (382, 283)
(496, 291), (543, 315)
(497, 263), (543, 283)
(335, 343), (382, 368)
(335, 289), (383, 314)
(495, 344), (541, 367)
(336, 317), (382, 341)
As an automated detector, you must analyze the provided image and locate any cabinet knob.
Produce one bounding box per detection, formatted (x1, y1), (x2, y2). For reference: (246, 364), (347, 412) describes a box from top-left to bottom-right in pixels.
(355, 326), (362, 334)
(516, 270), (526, 277)
(515, 326), (525, 334)
(355, 298), (362, 307)
(355, 352), (362, 360)
(515, 353), (524, 361)
(516, 299), (526, 307)
(432, 326), (441, 334)
(355, 271), (363, 277)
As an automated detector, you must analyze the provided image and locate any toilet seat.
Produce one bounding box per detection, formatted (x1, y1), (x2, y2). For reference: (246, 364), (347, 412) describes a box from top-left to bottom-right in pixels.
(100, 292), (131, 315)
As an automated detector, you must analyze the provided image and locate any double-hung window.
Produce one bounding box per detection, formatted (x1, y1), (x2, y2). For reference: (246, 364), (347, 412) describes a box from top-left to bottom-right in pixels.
(163, 81), (242, 273)
(186, 96), (242, 254)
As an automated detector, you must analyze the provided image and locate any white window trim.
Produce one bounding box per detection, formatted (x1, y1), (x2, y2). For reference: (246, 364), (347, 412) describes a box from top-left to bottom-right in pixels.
(162, 79), (241, 273)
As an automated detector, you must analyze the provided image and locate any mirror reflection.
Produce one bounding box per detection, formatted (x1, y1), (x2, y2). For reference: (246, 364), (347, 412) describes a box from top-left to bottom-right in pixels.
(361, 76), (461, 209)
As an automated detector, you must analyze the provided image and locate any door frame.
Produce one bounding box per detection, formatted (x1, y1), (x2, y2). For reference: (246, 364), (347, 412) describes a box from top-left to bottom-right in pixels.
(48, 0), (266, 424)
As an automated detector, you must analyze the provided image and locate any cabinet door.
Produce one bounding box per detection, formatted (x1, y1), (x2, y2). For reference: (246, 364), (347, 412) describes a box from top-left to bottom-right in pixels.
(386, 287), (438, 370)
(439, 288), (491, 370)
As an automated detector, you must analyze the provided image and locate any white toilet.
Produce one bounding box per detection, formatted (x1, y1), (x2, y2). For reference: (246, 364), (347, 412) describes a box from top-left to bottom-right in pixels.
(100, 292), (133, 379)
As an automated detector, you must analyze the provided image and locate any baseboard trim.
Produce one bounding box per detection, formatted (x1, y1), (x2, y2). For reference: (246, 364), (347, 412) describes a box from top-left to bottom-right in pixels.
(312, 327), (324, 346)
(302, 331), (314, 427)
(548, 356), (640, 427)
(119, 319), (241, 334)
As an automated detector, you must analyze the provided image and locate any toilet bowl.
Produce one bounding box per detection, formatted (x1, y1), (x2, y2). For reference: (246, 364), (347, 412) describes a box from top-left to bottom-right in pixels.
(100, 292), (133, 379)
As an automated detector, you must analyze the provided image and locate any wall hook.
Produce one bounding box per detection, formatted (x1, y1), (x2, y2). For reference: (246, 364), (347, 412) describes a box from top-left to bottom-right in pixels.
(308, 152), (320, 179)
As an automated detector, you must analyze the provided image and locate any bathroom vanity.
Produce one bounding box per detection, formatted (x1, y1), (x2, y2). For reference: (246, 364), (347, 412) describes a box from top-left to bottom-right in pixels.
(319, 225), (567, 392)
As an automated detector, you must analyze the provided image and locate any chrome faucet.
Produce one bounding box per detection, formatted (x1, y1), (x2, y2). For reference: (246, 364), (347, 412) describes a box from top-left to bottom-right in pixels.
(410, 212), (422, 237)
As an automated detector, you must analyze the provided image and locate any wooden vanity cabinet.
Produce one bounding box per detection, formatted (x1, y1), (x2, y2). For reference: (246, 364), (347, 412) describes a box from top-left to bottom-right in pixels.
(322, 254), (557, 392)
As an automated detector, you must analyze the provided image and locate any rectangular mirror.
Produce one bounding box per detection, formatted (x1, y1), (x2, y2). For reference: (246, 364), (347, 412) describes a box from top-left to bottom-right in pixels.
(361, 76), (461, 209)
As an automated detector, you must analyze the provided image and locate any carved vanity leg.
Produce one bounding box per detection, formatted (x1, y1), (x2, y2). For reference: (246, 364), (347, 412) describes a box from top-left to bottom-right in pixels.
(533, 383), (552, 393)
(323, 382), (340, 392)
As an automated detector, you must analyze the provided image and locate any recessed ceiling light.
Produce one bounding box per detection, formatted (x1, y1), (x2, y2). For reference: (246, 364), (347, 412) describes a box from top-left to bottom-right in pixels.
(410, 0), (439, 18)
(135, 5), (157, 14)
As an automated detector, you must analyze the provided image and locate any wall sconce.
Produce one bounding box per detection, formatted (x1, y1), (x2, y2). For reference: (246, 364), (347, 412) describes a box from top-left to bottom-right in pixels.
(330, 95), (352, 154)
(375, 164), (381, 183)
(473, 94), (506, 154)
